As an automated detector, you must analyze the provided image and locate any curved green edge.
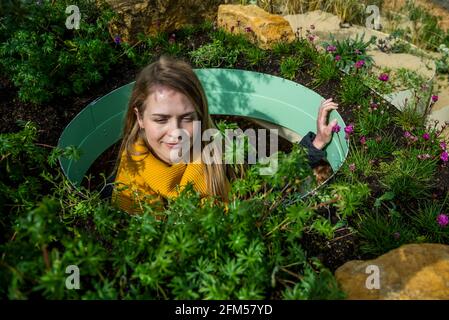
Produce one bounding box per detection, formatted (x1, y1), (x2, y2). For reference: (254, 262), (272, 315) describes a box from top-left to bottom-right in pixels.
(58, 68), (348, 190)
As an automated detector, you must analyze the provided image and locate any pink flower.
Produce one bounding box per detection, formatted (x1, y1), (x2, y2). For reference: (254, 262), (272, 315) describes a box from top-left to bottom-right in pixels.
(308, 35), (315, 42)
(437, 213), (449, 227)
(417, 153), (431, 160)
(332, 124), (341, 133)
(370, 102), (378, 110)
(335, 55), (341, 61)
(440, 141), (447, 150)
(326, 45), (337, 52)
(349, 163), (356, 172)
(404, 131), (412, 138)
(378, 73), (389, 82)
(441, 151), (449, 162)
(360, 136), (366, 145)
(411, 135), (418, 142)
(344, 124), (354, 134)
(432, 95), (439, 103)
(355, 49), (361, 55)
(422, 133), (430, 140)
(355, 60), (365, 69)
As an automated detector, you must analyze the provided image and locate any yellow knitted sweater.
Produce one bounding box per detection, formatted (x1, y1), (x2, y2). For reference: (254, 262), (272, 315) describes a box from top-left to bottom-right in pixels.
(111, 138), (209, 214)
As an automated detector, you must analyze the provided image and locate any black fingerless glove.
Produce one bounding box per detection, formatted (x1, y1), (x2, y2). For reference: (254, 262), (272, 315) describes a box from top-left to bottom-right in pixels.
(298, 131), (327, 169)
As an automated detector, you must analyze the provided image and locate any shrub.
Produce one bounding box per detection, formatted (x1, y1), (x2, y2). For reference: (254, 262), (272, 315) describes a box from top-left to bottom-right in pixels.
(312, 54), (339, 88)
(337, 74), (370, 106)
(0, 0), (118, 104)
(189, 39), (240, 68)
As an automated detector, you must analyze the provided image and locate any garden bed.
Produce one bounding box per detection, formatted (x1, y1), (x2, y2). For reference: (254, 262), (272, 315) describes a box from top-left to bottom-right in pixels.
(1, 2), (449, 299)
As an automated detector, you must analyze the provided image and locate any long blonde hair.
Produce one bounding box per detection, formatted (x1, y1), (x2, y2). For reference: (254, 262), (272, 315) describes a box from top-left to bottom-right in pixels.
(113, 55), (230, 202)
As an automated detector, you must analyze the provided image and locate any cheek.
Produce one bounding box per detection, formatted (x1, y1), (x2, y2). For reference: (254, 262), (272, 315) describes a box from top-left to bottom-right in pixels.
(144, 122), (166, 143)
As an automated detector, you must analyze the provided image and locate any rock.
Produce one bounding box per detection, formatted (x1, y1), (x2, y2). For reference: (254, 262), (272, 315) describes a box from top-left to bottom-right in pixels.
(101, 0), (221, 43)
(335, 243), (449, 299)
(217, 4), (295, 49)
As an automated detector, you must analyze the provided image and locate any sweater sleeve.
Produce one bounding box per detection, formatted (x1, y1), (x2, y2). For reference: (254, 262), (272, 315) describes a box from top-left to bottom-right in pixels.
(298, 131), (327, 169)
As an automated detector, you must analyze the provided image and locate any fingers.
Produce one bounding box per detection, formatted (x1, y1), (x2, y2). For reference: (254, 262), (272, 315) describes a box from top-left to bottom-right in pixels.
(318, 101), (338, 128)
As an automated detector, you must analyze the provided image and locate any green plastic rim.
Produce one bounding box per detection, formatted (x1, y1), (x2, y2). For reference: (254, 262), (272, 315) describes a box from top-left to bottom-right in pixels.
(58, 68), (349, 196)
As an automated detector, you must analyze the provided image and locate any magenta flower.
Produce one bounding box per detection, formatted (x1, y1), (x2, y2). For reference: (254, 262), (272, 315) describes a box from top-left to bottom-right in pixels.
(335, 55), (341, 61)
(437, 213), (449, 227)
(344, 124), (354, 135)
(332, 124), (341, 133)
(349, 163), (356, 172)
(114, 35), (121, 45)
(360, 136), (366, 145)
(370, 102), (378, 110)
(422, 133), (430, 140)
(404, 131), (412, 138)
(326, 45), (337, 52)
(308, 35), (315, 42)
(440, 141), (447, 150)
(378, 73), (389, 82)
(441, 151), (449, 162)
(432, 95), (439, 103)
(355, 60), (365, 69)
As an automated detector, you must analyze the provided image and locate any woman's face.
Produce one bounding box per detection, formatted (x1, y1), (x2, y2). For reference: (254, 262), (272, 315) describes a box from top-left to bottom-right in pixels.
(135, 85), (198, 165)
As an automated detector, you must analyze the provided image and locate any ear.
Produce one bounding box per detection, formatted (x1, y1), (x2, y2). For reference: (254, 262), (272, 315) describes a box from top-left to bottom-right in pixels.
(134, 107), (144, 129)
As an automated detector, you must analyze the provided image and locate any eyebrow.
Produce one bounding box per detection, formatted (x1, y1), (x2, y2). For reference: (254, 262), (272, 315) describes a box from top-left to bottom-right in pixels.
(151, 112), (197, 117)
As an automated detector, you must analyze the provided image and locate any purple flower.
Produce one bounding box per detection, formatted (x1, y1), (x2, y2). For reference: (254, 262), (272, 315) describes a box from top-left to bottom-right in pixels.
(332, 124), (341, 133)
(441, 151), (449, 162)
(349, 163), (356, 172)
(355, 60), (365, 69)
(344, 124), (354, 135)
(326, 45), (337, 52)
(404, 131), (412, 138)
(432, 95), (439, 103)
(437, 213), (449, 227)
(378, 73), (389, 82)
(114, 35), (121, 45)
(360, 136), (366, 145)
(370, 102), (379, 110)
(440, 141), (447, 150)
(335, 55), (341, 61)
(422, 133), (430, 140)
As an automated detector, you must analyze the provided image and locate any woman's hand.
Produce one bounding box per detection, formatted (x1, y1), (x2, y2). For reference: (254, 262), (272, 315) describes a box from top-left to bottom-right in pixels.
(312, 98), (339, 150)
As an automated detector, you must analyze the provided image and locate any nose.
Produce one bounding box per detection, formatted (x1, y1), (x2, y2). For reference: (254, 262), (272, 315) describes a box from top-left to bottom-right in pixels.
(166, 119), (185, 142)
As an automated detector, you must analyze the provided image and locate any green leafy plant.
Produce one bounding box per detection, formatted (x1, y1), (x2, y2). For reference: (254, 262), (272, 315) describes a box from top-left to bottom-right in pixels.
(312, 54), (339, 87)
(189, 39), (240, 68)
(280, 56), (303, 80)
(0, 0), (118, 104)
(337, 74), (370, 106)
(378, 149), (438, 202)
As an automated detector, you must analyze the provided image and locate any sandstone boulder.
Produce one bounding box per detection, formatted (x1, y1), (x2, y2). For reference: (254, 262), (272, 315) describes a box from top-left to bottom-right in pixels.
(335, 243), (449, 299)
(101, 0), (222, 43)
(217, 4), (295, 49)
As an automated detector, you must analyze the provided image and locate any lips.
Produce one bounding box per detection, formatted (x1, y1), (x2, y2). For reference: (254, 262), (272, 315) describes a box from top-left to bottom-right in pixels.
(164, 142), (181, 149)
